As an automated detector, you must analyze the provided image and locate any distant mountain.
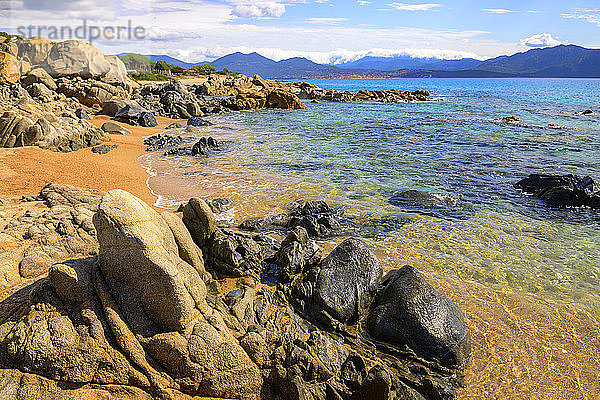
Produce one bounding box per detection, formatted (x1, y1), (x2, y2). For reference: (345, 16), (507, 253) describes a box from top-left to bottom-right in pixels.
(144, 55), (197, 69)
(117, 44), (600, 79)
(208, 52), (369, 79)
(335, 56), (483, 71)
(472, 45), (596, 76)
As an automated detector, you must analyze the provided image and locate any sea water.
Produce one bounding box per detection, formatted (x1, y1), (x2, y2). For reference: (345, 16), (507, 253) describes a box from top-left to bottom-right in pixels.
(141, 78), (600, 309)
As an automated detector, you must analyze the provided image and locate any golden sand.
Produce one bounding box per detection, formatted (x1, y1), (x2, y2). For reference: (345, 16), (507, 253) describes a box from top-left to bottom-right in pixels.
(0, 116), (598, 399)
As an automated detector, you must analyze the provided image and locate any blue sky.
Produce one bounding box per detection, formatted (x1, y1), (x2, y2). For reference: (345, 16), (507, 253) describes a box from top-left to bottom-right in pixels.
(2, 0), (600, 63)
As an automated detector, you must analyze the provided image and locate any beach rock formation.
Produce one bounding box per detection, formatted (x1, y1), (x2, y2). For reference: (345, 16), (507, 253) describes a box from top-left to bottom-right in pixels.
(294, 81), (430, 103)
(0, 183), (103, 291)
(515, 173), (600, 208)
(0, 187), (470, 399)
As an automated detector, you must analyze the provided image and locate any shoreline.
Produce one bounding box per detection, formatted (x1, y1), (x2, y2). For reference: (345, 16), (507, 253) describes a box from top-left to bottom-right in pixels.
(1, 116), (599, 398)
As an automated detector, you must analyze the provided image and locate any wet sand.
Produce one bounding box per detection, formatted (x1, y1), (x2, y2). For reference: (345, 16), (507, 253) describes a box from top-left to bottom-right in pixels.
(0, 115), (598, 399)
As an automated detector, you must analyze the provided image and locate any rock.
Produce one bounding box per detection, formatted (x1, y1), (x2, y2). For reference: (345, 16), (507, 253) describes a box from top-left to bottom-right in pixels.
(40, 40), (111, 79)
(0, 111), (42, 148)
(582, 109), (594, 115)
(92, 144), (118, 154)
(0, 52), (20, 83)
(101, 99), (129, 117)
(303, 238), (382, 326)
(94, 189), (206, 332)
(182, 198), (216, 247)
(0, 233), (25, 290)
(514, 173), (600, 208)
(166, 122), (184, 129)
(75, 108), (91, 120)
(40, 182), (104, 209)
(26, 82), (53, 98)
(102, 55), (129, 87)
(22, 67), (57, 90)
(206, 198), (232, 214)
(266, 89), (307, 110)
(497, 116), (521, 123)
(161, 211), (207, 279)
(101, 121), (131, 135)
(49, 258), (96, 303)
(367, 266), (471, 369)
(203, 228), (264, 277)
(138, 111), (157, 127)
(18, 254), (53, 279)
(16, 36), (53, 65)
(144, 133), (190, 152)
(191, 137), (219, 156)
(187, 116), (213, 127)
(275, 226), (322, 283)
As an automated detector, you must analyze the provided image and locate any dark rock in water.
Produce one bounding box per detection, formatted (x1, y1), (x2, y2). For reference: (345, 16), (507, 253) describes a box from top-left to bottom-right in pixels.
(91, 144), (118, 154)
(207, 198), (232, 214)
(293, 238), (382, 328)
(582, 109), (594, 115)
(275, 226), (322, 283)
(188, 116), (213, 127)
(239, 199), (345, 238)
(391, 190), (457, 208)
(138, 111), (157, 127)
(144, 134), (188, 152)
(166, 122), (184, 129)
(191, 136), (220, 156)
(74, 108), (90, 120)
(367, 265), (471, 369)
(515, 173), (600, 208)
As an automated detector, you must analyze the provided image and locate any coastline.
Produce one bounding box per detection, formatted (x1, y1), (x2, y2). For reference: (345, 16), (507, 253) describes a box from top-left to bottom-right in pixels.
(1, 116), (598, 399)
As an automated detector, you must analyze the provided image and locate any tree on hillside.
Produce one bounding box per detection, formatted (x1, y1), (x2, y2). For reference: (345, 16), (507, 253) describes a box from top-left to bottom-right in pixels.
(190, 64), (216, 75)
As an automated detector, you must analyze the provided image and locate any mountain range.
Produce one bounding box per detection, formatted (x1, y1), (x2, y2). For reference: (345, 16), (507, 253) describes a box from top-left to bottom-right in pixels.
(119, 45), (600, 79)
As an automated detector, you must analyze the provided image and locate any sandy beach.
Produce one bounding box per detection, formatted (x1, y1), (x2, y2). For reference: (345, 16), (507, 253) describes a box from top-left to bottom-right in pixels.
(0, 115), (183, 206)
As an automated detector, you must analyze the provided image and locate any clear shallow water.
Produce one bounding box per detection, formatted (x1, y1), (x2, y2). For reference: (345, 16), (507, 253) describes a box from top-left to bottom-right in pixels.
(143, 78), (600, 308)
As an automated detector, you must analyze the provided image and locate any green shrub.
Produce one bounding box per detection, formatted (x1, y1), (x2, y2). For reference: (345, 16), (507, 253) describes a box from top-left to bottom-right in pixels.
(129, 72), (170, 81)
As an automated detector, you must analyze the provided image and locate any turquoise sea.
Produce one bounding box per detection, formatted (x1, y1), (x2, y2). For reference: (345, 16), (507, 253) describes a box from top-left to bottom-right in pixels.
(142, 78), (600, 309)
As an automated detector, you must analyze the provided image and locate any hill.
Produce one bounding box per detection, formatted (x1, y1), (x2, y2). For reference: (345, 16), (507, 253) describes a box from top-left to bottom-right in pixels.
(335, 56), (483, 71)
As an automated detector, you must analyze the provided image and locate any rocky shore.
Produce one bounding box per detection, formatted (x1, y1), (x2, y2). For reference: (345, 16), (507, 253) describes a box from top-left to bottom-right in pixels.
(0, 184), (470, 400)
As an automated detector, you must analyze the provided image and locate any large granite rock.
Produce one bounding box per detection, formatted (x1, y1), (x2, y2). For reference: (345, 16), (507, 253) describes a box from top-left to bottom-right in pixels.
(300, 238), (382, 327)
(40, 40), (111, 79)
(367, 265), (471, 369)
(94, 189), (206, 332)
(0, 52), (20, 83)
(515, 173), (600, 209)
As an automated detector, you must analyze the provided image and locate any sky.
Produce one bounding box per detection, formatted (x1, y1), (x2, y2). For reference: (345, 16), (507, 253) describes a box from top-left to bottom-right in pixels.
(1, 0), (600, 63)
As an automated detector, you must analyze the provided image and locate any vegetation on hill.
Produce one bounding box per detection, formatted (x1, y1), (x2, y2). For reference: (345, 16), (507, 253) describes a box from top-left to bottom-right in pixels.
(128, 72), (170, 81)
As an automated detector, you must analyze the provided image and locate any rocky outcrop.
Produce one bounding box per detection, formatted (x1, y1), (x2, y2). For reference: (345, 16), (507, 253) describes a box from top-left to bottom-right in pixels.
(0, 52), (20, 83)
(294, 82), (430, 103)
(0, 183), (102, 291)
(515, 173), (600, 208)
(0, 188), (470, 400)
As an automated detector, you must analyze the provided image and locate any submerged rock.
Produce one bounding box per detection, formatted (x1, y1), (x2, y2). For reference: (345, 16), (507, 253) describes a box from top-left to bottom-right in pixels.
(187, 116), (213, 127)
(515, 173), (600, 209)
(91, 144), (118, 154)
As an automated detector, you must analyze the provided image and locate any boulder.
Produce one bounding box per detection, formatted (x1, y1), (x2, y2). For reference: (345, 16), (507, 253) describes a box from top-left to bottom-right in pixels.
(16, 36), (53, 65)
(191, 137), (219, 156)
(305, 238), (382, 326)
(275, 226), (322, 283)
(0, 52), (20, 83)
(161, 211), (207, 278)
(40, 40), (111, 79)
(138, 111), (157, 127)
(187, 116), (213, 127)
(22, 67), (57, 90)
(203, 228), (264, 277)
(367, 265), (471, 369)
(515, 173), (600, 208)
(102, 55), (129, 87)
(582, 109), (594, 115)
(75, 108), (91, 120)
(101, 99), (133, 117)
(113, 104), (157, 127)
(182, 198), (216, 247)
(26, 82), (53, 98)
(101, 121), (131, 135)
(91, 144), (118, 154)
(94, 189), (206, 332)
(49, 258), (96, 303)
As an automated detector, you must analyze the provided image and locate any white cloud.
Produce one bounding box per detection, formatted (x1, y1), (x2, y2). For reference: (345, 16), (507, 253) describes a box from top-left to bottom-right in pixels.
(562, 8), (600, 26)
(519, 33), (567, 48)
(387, 2), (440, 11)
(231, 2), (285, 18)
(357, 0), (370, 5)
(482, 8), (515, 14)
(306, 17), (346, 24)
